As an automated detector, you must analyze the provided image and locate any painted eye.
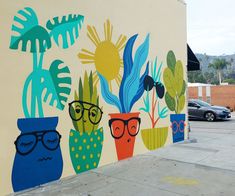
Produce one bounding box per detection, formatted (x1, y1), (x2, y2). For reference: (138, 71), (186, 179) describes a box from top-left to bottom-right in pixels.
(46, 138), (58, 143)
(91, 112), (96, 117)
(75, 109), (81, 113)
(20, 141), (34, 147)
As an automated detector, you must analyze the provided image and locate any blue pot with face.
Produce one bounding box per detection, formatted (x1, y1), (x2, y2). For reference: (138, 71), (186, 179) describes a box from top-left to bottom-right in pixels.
(170, 114), (185, 143)
(12, 117), (63, 192)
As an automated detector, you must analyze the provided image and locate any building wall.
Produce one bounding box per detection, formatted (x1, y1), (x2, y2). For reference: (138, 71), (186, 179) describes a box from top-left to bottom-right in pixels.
(188, 85), (235, 110)
(0, 0), (187, 194)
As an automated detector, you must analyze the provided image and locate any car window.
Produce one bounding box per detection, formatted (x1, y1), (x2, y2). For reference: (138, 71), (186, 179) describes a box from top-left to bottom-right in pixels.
(195, 100), (211, 107)
(188, 102), (195, 107)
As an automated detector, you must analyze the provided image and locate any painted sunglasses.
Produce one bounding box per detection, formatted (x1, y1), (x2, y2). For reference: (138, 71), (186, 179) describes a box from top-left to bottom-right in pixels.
(143, 75), (165, 99)
(171, 120), (186, 134)
(69, 101), (103, 125)
(109, 117), (141, 139)
(14, 130), (61, 156)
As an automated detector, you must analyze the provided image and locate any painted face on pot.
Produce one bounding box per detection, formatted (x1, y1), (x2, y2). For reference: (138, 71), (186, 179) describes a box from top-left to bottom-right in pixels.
(109, 117), (141, 160)
(14, 130), (61, 162)
(12, 128), (63, 192)
(69, 101), (103, 132)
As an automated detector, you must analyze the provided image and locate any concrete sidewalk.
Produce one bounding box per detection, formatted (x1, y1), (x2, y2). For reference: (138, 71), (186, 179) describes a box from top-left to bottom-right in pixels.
(14, 116), (235, 196)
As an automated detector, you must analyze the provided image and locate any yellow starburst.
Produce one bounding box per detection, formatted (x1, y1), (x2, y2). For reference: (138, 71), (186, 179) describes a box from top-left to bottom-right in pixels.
(78, 19), (126, 90)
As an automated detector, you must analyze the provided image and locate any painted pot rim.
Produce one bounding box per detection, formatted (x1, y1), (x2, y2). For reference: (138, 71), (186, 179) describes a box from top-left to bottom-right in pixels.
(109, 112), (140, 118)
(141, 126), (168, 131)
(17, 116), (58, 132)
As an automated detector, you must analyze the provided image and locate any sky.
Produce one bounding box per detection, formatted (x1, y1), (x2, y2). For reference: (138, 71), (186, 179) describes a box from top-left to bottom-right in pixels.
(186, 0), (235, 55)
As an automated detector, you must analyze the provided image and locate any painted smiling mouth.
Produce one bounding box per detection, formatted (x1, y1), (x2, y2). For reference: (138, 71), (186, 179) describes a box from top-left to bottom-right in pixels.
(38, 157), (52, 162)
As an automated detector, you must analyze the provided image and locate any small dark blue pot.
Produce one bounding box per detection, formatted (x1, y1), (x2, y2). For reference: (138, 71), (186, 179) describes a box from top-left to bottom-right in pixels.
(12, 117), (63, 192)
(170, 114), (185, 143)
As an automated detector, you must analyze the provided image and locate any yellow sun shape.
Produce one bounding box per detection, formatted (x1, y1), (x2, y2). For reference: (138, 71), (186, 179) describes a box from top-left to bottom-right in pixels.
(78, 19), (126, 90)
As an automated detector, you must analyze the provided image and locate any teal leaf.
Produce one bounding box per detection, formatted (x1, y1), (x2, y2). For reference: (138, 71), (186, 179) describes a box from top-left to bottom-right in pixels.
(123, 34), (150, 112)
(98, 72), (122, 112)
(158, 102), (168, 119)
(10, 7), (51, 53)
(139, 90), (150, 113)
(42, 60), (71, 110)
(46, 14), (84, 49)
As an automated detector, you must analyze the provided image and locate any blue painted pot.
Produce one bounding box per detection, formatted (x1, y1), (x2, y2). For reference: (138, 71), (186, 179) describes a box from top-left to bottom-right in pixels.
(170, 114), (185, 143)
(12, 117), (63, 192)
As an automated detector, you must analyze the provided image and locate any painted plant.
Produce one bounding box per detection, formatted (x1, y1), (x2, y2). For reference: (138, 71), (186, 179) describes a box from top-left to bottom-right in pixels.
(98, 34), (149, 160)
(68, 71), (103, 174)
(140, 58), (168, 150)
(163, 51), (186, 143)
(9, 7), (84, 192)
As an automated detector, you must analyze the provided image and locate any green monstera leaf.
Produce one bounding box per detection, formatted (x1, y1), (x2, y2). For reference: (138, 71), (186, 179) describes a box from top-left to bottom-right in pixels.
(167, 50), (176, 73)
(165, 92), (176, 112)
(10, 7), (51, 53)
(46, 14), (84, 49)
(163, 67), (176, 98)
(42, 60), (71, 110)
(174, 60), (184, 95)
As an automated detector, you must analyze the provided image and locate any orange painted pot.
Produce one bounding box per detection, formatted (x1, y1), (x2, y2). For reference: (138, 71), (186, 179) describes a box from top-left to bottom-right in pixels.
(109, 112), (140, 161)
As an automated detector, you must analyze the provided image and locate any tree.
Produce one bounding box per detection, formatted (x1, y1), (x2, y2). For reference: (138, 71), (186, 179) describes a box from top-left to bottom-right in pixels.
(208, 58), (231, 84)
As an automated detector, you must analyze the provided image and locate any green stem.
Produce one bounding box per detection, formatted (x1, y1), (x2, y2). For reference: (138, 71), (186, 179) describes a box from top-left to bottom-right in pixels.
(22, 73), (33, 118)
(31, 53), (38, 117)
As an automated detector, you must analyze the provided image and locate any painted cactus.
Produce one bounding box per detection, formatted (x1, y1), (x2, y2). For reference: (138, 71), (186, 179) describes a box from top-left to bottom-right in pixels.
(163, 51), (186, 114)
(9, 7), (84, 192)
(163, 51), (186, 143)
(98, 34), (149, 160)
(69, 71), (103, 173)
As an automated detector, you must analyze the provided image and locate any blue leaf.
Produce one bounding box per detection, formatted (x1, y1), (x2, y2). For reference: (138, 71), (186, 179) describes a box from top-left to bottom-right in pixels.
(119, 34), (138, 112)
(129, 61), (149, 111)
(98, 72), (122, 112)
(123, 34), (150, 112)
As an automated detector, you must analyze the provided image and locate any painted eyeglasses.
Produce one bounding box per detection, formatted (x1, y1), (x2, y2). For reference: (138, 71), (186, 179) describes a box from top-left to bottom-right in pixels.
(171, 120), (186, 134)
(109, 117), (141, 139)
(14, 130), (61, 155)
(143, 75), (165, 98)
(69, 101), (103, 125)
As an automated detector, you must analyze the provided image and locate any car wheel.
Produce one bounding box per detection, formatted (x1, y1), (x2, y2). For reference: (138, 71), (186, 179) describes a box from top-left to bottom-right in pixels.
(205, 112), (215, 122)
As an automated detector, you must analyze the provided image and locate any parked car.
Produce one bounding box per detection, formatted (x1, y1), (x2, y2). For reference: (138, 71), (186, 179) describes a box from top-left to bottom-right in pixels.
(188, 99), (231, 121)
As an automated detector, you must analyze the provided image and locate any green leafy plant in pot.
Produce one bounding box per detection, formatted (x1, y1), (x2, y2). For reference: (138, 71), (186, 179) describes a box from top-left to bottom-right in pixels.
(9, 7), (84, 192)
(140, 57), (169, 150)
(68, 71), (104, 174)
(163, 51), (186, 143)
(98, 34), (150, 160)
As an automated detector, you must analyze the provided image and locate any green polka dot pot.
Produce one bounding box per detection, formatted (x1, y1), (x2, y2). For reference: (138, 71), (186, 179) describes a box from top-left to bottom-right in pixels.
(69, 127), (103, 174)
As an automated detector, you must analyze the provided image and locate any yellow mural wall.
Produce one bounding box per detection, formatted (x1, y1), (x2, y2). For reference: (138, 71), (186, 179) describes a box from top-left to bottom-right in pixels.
(0, 0), (187, 194)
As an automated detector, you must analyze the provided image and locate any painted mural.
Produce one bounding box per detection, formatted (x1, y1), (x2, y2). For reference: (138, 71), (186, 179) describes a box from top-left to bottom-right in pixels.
(140, 58), (169, 150)
(78, 19), (126, 89)
(68, 71), (104, 173)
(9, 7), (84, 191)
(2, 1), (187, 194)
(98, 34), (150, 160)
(163, 51), (186, 143)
